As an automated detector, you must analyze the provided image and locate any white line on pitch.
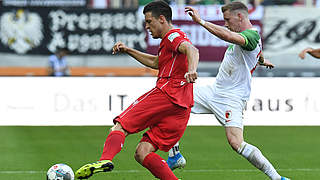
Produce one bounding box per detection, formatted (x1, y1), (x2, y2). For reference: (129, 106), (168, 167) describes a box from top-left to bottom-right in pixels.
(0, 168), (319, 174)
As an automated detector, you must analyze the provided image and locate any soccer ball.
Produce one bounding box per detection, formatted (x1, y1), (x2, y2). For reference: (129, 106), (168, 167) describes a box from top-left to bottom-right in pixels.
(47, 163), (74, 180)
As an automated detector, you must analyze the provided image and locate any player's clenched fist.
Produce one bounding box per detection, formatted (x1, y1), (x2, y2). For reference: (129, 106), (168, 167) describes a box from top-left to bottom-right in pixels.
(112, 42), (128, 54)
(184, 71), (198, 83)
(185, 6), (202, 25)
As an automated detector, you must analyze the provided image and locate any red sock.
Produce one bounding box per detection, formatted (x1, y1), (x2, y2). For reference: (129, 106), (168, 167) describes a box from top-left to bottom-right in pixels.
(142, 152), (178, 180)
(99, 130), (125, 161)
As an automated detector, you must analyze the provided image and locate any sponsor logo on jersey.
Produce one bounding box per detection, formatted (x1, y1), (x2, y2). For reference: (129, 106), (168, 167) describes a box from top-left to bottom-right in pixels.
(168, 32), (180, 42)
(225, 110), (232, 121)
(227, 44), (234, 51)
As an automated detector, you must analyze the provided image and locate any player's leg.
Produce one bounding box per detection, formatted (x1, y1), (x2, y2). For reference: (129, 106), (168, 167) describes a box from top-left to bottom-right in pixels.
(75, 122), (127, 179)
(142, 89), (190, 179)
(167, 142), (186, 170)
(225, 127), (289, 180)
(136, 136), (178, 180)
(166, 85), (213, 170)
(99, 122), (128, 161)
(75, 88), (159, 179)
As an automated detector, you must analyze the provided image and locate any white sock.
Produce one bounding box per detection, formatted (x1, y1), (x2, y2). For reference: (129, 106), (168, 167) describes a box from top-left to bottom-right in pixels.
(168, 142), (180, 157)
(237, 142), (281, 180)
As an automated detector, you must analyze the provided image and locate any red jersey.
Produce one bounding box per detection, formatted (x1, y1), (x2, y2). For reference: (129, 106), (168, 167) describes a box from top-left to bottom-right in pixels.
(156, 28), (193, 108)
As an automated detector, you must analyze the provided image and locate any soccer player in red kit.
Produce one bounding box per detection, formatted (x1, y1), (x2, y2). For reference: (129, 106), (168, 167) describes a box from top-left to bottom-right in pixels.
(74, 1), (199, 180)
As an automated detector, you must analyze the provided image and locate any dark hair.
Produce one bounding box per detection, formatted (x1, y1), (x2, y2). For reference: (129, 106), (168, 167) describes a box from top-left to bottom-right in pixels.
(143, 0), (172, 22)
(221, 1), (248, 13)
(56, 47), (69, 53)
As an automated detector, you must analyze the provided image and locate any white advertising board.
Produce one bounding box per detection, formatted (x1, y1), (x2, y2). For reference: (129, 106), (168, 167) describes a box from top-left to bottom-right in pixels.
(263, 7), (320, 56)
(0, 77), (319, 126)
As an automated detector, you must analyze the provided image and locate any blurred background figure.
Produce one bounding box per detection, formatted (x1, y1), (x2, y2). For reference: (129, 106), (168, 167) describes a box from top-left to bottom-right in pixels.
(138, 0), (153, 6)
(123, 0), (138, 8)
(48, 48), (70, 77)
(185, 0), (259, 5)
(139, 0), (173, 6)
(88, 0), (142, 8)
(186, 0), (226, 5)
(299, 47), (320, 60)
(88, 0), (109, 8)
(260, 0), (304, 6)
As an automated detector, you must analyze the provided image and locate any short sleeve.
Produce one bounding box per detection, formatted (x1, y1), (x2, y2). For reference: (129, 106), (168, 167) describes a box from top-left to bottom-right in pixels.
(166, 31), (187, 52)
(239, 29), (260, 51)
(49, 55), (55, 63)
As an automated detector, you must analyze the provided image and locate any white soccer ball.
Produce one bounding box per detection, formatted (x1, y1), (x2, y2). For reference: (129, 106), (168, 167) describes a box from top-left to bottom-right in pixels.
(47, 163), (75, 180)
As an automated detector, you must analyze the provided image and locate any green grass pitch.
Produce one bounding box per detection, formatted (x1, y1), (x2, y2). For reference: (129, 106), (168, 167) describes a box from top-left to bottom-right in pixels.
(0, 126), (320, 180)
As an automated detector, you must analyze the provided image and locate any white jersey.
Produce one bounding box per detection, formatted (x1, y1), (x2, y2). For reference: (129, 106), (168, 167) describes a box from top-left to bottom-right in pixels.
(213, 29), (262, 101)
(191, 29), (262, 128)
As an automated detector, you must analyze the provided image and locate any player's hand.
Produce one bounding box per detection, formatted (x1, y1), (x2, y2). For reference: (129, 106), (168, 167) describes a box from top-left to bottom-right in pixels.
(112, 42), (128, 54)
(299, 48), (312, 59)
(260, 59), (275, 69)
(184, 71), (198, 83)
(185, 6), (201, 24)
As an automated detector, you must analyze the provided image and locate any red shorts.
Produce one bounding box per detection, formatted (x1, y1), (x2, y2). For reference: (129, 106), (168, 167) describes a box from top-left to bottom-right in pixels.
(114, 88), (191, 152)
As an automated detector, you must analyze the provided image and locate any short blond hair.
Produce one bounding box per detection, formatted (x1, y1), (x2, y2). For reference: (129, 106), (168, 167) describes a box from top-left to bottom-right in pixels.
(222, 1), (248, 17)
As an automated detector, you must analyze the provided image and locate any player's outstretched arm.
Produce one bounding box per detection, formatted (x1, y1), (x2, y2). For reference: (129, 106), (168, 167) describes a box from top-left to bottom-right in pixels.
(112, 41), (159, 69)
(185, 6), (245, 46)
(178, 41), (199, 83)
(299, 48), (320, 59)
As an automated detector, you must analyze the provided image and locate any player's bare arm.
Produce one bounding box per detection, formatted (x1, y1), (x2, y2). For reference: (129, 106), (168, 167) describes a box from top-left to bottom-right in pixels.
(258, 53), (274, 69)
(299, 47), (320, 59)
(178, 41), (199, 83)
(185, 6), (245, 46)
(112, 42), (159, 69)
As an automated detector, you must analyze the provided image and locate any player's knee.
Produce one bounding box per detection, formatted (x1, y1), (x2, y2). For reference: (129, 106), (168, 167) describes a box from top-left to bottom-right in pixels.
(134, 146), (147, 164)
(134, 150), (143, 164)
(225, 127), (243, 151)
(227, 138), (242, 151)
(134, 142), (154, 164)
(110, 122), (128, 135)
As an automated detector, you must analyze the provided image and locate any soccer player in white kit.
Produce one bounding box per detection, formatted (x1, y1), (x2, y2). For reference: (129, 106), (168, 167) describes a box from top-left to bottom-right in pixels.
(167, 2), (290, 180)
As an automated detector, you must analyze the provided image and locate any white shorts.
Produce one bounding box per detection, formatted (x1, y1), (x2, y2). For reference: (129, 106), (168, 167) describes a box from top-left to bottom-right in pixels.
(191, 84), (246, 129)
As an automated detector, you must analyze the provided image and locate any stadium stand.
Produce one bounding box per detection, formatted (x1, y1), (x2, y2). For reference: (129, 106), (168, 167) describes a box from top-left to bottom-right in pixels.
(0, 0), (319, 77)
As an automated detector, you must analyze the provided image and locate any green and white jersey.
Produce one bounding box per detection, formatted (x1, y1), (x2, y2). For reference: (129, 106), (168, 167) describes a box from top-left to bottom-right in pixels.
(213, 29), (262, 101)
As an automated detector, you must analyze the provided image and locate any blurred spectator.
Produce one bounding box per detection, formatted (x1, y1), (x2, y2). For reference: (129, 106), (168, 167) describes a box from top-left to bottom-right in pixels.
(88, 0), (109, 8)
(186, 0), (255, 5)
(139, 0), (173, 5)
(261, 0), (298, 5)
(294, 0), (305, 5)
(249, 0), (261, 7)
(124, 0), (138, 8)
(187, 0), (225, 5)
(89, 0), (185, 8)
(48, 48), (70, 77)
(139, 0), (153, 6)
(247, 0), (261, 13)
